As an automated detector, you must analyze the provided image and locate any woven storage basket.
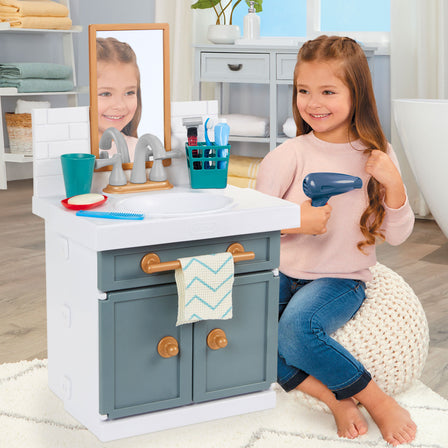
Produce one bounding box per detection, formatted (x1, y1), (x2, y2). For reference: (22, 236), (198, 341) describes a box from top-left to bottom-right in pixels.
(5, 113), (32, 155)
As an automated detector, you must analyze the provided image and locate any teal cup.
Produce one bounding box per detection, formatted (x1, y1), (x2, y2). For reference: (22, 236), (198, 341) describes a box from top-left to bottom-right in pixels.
(61, 153), (96, 198)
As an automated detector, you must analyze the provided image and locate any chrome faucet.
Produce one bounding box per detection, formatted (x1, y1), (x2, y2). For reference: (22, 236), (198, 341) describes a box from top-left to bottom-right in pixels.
(95, 153), (127, 186)
(99, 127), (130, 164)
(93, 127), (130, 186)
(98, 131), (182, 194)
(130, 134), (155, 184)
(131, 134), (182, 184)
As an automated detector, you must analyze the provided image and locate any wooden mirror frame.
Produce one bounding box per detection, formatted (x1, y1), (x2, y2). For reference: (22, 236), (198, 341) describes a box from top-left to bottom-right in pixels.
(88, 23), (171, 171)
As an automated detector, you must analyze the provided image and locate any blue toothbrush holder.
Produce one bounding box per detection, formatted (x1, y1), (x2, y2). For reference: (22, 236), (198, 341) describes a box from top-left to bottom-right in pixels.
(185, 142), (230, 189)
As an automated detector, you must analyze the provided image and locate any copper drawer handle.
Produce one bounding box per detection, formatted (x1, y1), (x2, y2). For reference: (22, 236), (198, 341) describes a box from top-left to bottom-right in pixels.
(227, 63), (242, 71)
(140, 242), (255, 274)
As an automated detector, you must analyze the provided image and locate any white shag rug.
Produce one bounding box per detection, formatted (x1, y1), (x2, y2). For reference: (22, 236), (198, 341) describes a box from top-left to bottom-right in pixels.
(1, 359), (448, 448)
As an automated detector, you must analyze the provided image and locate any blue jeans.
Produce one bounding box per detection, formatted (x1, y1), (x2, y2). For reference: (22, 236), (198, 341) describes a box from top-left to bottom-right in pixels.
(277, 273), (372, 399)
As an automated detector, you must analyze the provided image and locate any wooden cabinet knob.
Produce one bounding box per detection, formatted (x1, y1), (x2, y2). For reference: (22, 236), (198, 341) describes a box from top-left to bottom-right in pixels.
(157, 336), (179, 358)
(207, 328), (228, 350)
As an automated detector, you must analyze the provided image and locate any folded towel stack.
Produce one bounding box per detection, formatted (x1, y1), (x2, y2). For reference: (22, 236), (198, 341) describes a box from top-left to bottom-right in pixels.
(227, 154), (263, 189)
(0, 62), (73, 92)
(0, 0), (72, 29)
(15, 98), (50, 113)
(221, 114), (269, 137)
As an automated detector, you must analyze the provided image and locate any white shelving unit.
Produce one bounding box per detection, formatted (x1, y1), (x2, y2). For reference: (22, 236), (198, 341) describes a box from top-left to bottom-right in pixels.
(194, 43), (375, 154)
(193, 44), (303, 154)
(0, 0), (84, 189)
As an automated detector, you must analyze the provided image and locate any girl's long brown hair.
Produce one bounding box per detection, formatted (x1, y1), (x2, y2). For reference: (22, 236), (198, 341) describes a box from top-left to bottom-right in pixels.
(96, 37), (142, 138)
(292, 35), (386, 252)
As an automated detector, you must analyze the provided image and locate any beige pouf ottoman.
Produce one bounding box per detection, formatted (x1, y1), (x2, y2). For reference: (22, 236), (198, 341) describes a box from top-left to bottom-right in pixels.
(293, 263), (430, 412)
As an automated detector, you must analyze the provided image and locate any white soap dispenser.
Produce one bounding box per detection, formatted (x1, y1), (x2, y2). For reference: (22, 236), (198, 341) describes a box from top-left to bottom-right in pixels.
(243, 0), (260, 40)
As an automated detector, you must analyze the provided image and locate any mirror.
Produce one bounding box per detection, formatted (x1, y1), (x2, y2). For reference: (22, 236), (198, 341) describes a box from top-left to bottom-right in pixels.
(88, 23), (171, 170)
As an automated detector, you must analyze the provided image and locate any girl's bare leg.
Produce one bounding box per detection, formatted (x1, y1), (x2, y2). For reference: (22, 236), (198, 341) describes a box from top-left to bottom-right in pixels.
(354, 380), (417, 446)
(296, 376), (368, 439)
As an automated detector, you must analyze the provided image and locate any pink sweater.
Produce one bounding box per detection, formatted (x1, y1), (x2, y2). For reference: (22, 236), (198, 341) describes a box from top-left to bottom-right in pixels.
(256, 132), (415, 282)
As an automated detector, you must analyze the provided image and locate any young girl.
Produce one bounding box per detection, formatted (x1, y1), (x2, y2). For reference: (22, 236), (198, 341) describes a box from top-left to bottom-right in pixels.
(256, 35), (417, 446)
(96, 37), (142, 160)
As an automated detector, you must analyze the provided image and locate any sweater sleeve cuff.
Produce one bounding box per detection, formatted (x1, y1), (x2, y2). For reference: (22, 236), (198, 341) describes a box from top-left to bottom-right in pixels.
(384, 191), (414, 221)
(383, 192), (410, 213)
(382, 192), (415, 244)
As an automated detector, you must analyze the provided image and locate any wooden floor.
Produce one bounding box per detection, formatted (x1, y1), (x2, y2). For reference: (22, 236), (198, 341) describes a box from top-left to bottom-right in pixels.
(1, 179), (447, 399)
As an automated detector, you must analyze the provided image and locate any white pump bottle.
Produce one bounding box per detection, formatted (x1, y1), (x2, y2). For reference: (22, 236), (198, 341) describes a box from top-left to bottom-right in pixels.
(243, 1), (260, 40)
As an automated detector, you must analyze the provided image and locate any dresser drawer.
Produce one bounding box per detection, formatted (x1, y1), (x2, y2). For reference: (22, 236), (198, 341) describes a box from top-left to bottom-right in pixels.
(276, 53), (297, 81)
(98, 231), (280, 292)
(200, 52), (270, 83)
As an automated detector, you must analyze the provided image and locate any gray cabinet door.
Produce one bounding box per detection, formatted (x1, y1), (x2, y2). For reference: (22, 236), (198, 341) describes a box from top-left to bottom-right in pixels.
(193, 272), (278, 402)
(99, 272), (278, 419)
(99, 283), (193, 419)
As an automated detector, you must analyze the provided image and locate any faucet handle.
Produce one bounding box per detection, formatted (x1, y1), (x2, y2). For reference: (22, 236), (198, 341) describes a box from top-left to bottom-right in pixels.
(95, 154), (127, 186)
(149, 148), (184, 182)
(167, 149), (183, 159)
(153, 148), (183, 161)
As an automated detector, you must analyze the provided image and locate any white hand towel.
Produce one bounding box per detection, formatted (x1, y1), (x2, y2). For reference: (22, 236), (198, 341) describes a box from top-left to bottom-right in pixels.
(221, 114), (269, 137)
(15, 99), (50, 114)
(175, 253), (234, 326)
(282, 117), (297, 138)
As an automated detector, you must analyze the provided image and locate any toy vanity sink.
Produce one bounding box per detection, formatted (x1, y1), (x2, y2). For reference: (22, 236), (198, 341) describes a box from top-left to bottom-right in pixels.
(33, 184), (300, 250)
(113, 189), (235, 218)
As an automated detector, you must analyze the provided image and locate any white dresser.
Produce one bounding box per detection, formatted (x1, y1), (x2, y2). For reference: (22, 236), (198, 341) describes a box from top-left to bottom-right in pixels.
(194, 43), (375, 152)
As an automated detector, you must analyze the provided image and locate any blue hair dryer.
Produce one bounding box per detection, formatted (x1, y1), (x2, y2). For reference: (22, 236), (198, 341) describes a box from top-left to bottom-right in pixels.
(303, 172), (363, 207)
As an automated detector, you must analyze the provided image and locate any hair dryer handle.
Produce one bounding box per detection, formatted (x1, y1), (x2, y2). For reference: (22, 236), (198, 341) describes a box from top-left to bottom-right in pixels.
(311, 197), (329, 207)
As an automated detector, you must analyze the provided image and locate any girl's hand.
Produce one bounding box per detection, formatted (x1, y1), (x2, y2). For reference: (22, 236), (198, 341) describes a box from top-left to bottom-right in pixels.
(282, 199), (332, 235)
(365, 150), (406, 209)
(365, 150), (400, 187)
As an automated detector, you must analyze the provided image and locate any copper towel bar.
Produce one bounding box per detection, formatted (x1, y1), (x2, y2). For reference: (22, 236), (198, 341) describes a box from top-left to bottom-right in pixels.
(140, 242), (255, 274)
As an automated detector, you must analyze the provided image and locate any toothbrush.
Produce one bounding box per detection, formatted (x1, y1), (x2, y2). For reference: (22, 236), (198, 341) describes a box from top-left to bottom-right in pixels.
(204, 118), (215, 169)
(204, 117), (213, 146)
(76, 210), (144, 220)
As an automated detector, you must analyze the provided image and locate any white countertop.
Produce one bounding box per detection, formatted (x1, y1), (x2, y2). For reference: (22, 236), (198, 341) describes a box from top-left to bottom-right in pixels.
(33, 185), (300, 252)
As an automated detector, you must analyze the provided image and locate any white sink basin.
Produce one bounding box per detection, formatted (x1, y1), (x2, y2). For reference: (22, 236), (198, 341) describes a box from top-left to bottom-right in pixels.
(113, 189), (235, 218)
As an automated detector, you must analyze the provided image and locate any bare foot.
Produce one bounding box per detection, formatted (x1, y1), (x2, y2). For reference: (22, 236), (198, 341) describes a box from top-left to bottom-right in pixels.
(294, 375), (368, 440)
(367, 396), (416, 446)
(328, 398), (368, 439)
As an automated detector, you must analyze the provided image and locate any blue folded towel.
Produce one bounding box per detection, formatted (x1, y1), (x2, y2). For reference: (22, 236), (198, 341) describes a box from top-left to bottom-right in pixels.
(0, 78), (74, 93)
(0, 63), (72, 79)
(175, 253), (234, 326)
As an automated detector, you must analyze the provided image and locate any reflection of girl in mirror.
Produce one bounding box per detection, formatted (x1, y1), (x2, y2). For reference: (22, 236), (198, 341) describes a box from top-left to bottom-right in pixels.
(96, 37), (142, 161)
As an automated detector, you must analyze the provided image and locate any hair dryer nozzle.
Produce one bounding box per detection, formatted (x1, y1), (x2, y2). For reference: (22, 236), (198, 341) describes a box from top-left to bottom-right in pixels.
(303, 172), (363, 207)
